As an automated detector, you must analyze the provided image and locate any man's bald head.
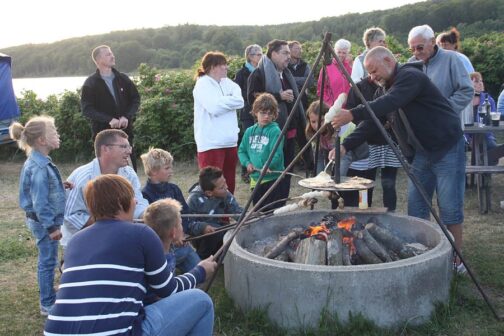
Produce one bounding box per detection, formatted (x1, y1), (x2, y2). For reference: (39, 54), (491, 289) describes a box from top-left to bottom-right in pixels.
(364, 46), (396, 65)
(363, 47), (397, 87)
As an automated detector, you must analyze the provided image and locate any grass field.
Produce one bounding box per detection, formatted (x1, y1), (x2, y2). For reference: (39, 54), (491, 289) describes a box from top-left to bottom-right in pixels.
(0, 151), (503, 335)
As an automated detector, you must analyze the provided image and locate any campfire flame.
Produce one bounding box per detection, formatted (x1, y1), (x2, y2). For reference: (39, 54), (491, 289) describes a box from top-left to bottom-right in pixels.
(337, 217), (357, 254)
(337, 217), (356, 231)
(304, 224), (330, 241)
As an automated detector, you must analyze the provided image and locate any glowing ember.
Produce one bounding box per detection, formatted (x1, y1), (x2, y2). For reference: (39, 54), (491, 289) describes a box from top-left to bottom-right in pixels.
(304, 224), (330, 240)
(337, 217), (356, 231)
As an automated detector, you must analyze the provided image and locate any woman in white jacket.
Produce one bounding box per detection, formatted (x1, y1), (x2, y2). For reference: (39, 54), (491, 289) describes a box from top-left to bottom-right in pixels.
(193, 52), (244, 194)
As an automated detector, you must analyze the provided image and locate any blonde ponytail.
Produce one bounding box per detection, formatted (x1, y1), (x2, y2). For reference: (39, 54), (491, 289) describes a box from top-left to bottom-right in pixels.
(9, 116), (55, 155)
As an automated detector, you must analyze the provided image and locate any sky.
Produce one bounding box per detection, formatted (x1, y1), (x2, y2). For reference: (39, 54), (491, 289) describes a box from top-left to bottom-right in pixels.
(1, 0), (424, 49)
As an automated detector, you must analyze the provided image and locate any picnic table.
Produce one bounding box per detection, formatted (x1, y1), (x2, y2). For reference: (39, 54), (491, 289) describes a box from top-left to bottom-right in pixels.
(464, 124), (504, 213)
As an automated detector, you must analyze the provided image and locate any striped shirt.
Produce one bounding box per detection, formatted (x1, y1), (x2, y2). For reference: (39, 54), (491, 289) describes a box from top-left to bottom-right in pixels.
(368, 144), (402, 169)
(44, 219), (205, 335)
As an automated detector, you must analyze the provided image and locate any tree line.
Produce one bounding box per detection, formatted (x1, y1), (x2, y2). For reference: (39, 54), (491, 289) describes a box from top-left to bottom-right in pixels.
(2, 0), (502, 80)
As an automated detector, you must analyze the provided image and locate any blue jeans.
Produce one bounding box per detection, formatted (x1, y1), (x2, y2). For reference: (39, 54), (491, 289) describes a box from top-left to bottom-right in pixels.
(26, 218), (58, 308)
(172, 245), (200, 273)
(408, 137), (465, 225)
(142, 289), (214, 336)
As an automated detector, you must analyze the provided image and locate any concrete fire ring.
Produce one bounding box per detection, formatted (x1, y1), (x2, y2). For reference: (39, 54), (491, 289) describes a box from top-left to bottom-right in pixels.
(223, 210), (453, 330)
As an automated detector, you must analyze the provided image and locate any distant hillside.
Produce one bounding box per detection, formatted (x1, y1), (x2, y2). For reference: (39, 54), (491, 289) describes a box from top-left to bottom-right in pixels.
(2, 0), (503, 78)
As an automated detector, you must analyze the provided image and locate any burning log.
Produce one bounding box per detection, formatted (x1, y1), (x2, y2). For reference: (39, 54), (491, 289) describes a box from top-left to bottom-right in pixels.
(294, 237), (326, 265)
(327, 230), (343, 265)
(342, 244), (352, 265)
(358, 229), (393, 262)
(365, 223), (415, 259)
(353, 237), (382, 264)
(265, 229), (303, 259)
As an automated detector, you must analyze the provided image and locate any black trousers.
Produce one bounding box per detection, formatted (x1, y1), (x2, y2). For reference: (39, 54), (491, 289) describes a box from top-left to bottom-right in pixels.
(193, 229), (226, 260)
(252, 177), (290, 212)
(369, 166), (398, 211)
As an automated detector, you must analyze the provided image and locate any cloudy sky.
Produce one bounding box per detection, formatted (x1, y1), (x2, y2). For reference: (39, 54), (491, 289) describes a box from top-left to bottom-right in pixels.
(1, 0), (424, 49)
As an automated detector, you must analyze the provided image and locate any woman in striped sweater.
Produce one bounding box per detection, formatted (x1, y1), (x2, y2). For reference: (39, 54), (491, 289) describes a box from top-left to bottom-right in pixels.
(45, 174), (216, 336)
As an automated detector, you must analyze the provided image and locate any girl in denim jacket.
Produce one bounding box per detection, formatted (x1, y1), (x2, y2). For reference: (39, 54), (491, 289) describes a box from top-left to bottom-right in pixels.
(10, 116), (67, 316)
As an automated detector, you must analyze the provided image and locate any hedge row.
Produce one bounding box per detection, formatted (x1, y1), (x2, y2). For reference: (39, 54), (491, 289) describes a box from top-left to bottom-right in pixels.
(14, 32), (503, 162)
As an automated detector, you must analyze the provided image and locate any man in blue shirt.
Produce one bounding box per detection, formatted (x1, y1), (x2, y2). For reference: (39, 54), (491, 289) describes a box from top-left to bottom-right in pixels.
(62, 129), (148, 248)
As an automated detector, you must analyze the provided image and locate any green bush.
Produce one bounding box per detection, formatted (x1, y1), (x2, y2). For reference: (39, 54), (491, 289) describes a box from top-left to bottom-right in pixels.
(133, 64), (196, 160)
(16, 90), (58, 124)
(51, 90), (93, 161)
(462, 32), (504, 98)
(16, 90), (93, 161)
(15, 33), (502, 164)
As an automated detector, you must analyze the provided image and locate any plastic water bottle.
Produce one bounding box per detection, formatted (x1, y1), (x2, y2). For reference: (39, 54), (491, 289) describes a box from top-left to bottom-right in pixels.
(462, 103), (474, 127)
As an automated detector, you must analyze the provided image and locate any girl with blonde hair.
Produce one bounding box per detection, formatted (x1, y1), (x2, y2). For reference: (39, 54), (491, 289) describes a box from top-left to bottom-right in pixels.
(9, 116), (67, 316)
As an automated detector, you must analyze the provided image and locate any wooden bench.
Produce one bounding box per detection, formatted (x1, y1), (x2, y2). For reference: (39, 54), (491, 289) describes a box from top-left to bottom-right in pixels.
(466, 165), (504, 174)
(465, 165), (504, 213)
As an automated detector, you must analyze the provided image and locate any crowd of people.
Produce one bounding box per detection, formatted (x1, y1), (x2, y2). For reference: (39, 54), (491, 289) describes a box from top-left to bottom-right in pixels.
(9, 23), (504, 335)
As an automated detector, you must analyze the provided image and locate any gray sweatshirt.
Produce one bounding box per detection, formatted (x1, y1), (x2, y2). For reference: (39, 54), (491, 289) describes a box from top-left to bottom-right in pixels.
(186, 185), (243, 235)
(408, 46), (473, 116)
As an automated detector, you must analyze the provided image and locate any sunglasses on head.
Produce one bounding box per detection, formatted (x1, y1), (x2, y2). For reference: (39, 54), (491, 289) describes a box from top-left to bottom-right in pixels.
(409, 45), (424, 53)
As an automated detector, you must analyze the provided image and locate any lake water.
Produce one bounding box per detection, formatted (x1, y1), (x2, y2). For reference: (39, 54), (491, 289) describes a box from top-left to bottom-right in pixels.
(12, 76), (87, 100)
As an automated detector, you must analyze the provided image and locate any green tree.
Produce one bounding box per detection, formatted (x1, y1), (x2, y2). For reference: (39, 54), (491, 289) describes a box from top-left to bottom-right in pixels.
(133, 64), (196, 159)
(462, 32), (504, 97)
(51, 91), (93, 161)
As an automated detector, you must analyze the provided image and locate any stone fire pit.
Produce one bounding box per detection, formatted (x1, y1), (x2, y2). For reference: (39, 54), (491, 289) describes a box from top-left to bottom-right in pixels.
(223, 210), (453, 329)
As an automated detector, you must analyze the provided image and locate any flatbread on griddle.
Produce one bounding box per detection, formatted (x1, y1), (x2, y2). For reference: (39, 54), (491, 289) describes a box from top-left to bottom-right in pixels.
(299, 173), (373, 190)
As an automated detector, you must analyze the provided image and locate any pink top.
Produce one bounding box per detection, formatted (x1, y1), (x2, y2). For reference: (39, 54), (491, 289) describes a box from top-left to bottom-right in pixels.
(319, 133), (335, 151)
(317, 58), (352, 106)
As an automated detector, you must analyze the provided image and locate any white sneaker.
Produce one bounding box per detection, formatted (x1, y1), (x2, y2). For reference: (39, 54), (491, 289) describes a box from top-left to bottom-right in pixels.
(40, 305), (53, 316)
(456, 263), (467, 275)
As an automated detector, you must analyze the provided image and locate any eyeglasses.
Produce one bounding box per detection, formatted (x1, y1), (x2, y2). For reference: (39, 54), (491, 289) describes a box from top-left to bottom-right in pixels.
(409, 45), (424, 53)
(106, 143), (132, 150)
(259, 111), (275, 116)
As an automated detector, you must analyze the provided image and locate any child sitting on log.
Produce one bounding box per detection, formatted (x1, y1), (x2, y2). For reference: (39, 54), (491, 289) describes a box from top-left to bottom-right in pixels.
(187, 166), (243, 259)
(238, 93), (289, 212)
(140, 148), (201, 272)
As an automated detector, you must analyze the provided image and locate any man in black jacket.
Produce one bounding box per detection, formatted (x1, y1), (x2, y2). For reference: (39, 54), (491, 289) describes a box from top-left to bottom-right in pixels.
(288, 40), (314, 175)
(247, 39), (305, 198)
(81, 45), (140, 170)
(331, 46), (466, 271)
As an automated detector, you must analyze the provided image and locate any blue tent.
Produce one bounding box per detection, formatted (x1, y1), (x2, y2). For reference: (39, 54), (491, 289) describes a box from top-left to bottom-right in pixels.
(0, 53), (20, 144)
